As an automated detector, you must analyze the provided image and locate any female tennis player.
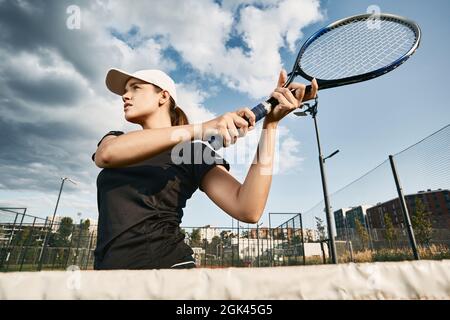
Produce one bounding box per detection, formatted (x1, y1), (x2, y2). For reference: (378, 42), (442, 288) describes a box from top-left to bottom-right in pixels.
(91, 68), (317, 269)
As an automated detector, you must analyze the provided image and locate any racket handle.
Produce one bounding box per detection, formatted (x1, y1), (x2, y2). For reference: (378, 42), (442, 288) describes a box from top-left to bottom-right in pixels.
(245, 85), (313, 123)
(208, 85), (313, 149)
(208, 101), (272, 149)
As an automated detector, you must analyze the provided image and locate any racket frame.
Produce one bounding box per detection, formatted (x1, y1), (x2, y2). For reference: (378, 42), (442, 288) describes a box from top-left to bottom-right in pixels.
(289, 13), (421, 90)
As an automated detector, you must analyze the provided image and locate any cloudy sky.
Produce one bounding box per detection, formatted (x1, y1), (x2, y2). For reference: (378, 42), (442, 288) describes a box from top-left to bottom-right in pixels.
(0, 0), (449, 229)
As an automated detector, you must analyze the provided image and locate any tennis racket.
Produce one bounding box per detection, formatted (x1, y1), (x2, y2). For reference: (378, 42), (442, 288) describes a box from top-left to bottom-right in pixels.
(209, 13), (421, 149)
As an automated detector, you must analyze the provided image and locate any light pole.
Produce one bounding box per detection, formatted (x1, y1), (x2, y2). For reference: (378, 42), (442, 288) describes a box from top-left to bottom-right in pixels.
(294, 96), (339, 264)
(38, 177), (77, 271)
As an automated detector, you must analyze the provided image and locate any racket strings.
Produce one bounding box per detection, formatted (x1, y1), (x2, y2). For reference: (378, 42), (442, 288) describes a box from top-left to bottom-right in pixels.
(300, 18), (417, 80)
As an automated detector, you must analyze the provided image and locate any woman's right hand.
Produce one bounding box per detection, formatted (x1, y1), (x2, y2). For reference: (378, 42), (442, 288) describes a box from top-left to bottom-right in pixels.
(201, 108), (256, 147)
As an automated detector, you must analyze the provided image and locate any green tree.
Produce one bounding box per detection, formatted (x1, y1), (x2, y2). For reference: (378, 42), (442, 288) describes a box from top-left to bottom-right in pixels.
(180, 228), (189, 242)
(383, 213), (397, 248)
(190, 228), (202, 247)
(12, 227), (31, 247)
(305, 229), (314, 242)
(59, 217), (73, 241)
(220, 230), (229, 242)
(48, 217), (73, 247)
(292, 235), (301, 244)
(411, 198), (433, 246)
(315, 217), (326, 241)
(355, 219), (369, 250)
(208, 236), (222, 257)
(80, 219), (91, 247)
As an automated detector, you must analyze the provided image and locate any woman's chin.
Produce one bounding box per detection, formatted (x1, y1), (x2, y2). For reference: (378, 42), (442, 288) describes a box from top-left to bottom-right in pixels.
(124, 114), (137, 123)
(125, 114), (144, 126)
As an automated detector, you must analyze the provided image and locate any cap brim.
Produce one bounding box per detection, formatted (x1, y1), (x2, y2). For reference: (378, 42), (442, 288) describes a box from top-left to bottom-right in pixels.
(105, 68), (134, 96)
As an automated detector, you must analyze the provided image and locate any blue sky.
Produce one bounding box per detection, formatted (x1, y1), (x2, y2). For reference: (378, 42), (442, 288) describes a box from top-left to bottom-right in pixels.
(0, 0), (448, 230)
(184, 0), (450, 228)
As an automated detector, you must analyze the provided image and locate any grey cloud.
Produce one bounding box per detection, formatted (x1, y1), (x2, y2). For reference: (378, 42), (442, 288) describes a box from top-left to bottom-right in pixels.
(0, 1), (119, 194)
(0, 113), (99, 192)
(0, 0), (112, 85)
(4, 74), (85, 107)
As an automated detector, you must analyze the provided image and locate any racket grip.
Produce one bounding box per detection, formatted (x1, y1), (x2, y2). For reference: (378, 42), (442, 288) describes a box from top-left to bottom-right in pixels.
(240, 85), (313, 125)
(208, 86), (313, 149)
(208, 102), (269, 150)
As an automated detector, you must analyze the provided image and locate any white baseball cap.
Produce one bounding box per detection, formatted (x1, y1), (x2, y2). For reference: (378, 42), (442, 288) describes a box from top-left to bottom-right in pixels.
(105, 68), (178, 105)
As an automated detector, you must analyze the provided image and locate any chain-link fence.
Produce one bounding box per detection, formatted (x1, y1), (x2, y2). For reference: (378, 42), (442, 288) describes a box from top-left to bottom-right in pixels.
(2, 125), (448, 271)
(279, 124), (450, 264)
(181, 225), (274, 268)
(0, 209), (96, 272)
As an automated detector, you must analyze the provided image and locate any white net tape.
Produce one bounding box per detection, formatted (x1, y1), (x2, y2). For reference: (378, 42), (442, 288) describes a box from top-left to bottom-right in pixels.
(1, 260), (449, 299)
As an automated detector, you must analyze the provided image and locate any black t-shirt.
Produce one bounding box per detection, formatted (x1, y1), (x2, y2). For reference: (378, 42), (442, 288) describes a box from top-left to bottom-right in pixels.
(91, 131), (230, 266)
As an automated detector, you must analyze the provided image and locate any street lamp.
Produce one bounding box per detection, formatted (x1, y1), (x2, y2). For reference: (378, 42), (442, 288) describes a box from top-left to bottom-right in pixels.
(38, 177), (77, 271)
(294, 96), (339, 264)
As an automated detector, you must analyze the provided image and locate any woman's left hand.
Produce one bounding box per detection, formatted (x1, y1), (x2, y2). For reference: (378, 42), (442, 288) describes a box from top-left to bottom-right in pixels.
(265, 69), (318, 124)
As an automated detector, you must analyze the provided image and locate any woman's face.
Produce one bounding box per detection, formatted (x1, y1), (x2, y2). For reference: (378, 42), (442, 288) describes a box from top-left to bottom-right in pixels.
(122, 78), (161, 124)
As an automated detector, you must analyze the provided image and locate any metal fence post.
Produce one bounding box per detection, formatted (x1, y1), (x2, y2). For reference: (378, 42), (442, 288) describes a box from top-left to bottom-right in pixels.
(74, 219), (83, 266)
(389, 155), (420, 260)
(299, 213), (306, 265)
(5, 212), (25, 271)
(269, 214), (273, 267)
(84, 231), (94, 270)
(20, 217), (37, 271)
(64, 225), (76, 268)
(1, 212), (19, 269)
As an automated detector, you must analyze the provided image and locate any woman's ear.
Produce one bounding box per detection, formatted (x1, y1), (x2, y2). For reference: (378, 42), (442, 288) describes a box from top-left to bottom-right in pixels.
(159, 90), (171, 106)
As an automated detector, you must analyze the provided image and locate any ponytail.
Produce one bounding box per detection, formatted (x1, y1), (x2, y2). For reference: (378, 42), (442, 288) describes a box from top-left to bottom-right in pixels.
(153, 85), (189, 126)
(169, 98), (189, 126)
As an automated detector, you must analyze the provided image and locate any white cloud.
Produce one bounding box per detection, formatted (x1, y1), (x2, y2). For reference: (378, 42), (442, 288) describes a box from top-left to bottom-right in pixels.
(0, 0), (321, 221)
(91, 0), (323, 99)
(176, 83), (217, 124)
(107, 37), (176, 74)
(276, 133), (304, 173)
(221, 123), (304, 181)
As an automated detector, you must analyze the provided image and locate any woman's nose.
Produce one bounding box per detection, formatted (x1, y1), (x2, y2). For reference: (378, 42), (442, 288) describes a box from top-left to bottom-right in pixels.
(122, 92), (130, 102)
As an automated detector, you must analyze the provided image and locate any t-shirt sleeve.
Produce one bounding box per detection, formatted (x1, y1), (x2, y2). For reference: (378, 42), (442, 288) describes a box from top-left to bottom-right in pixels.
(191, 141), (230, 192)
(91, 131), (124, 162)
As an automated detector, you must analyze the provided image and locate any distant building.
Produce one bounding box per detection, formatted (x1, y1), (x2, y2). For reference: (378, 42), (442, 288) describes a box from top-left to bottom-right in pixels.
(46, 215), (68, 232)
(334, 208), (351, 239)
(334, 206), (372, 240)
(250, 227), (270, 239)
(0, 222), (47, 245)
(367, 189), (450, 229)
(198, 225), (221, 242)
(346, 205), (372, 228)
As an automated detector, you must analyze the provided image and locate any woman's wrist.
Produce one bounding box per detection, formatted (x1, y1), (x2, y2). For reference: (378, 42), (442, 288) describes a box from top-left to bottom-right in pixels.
(263, 118), (278, 129)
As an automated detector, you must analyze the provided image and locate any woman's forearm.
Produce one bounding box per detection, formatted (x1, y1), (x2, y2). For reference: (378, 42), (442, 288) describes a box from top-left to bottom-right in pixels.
(101, 124), (199, 167)
(236, 119), (278, 222)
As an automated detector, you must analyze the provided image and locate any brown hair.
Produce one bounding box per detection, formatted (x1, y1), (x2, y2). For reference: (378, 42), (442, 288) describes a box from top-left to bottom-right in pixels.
(153, 86), (189, 126)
